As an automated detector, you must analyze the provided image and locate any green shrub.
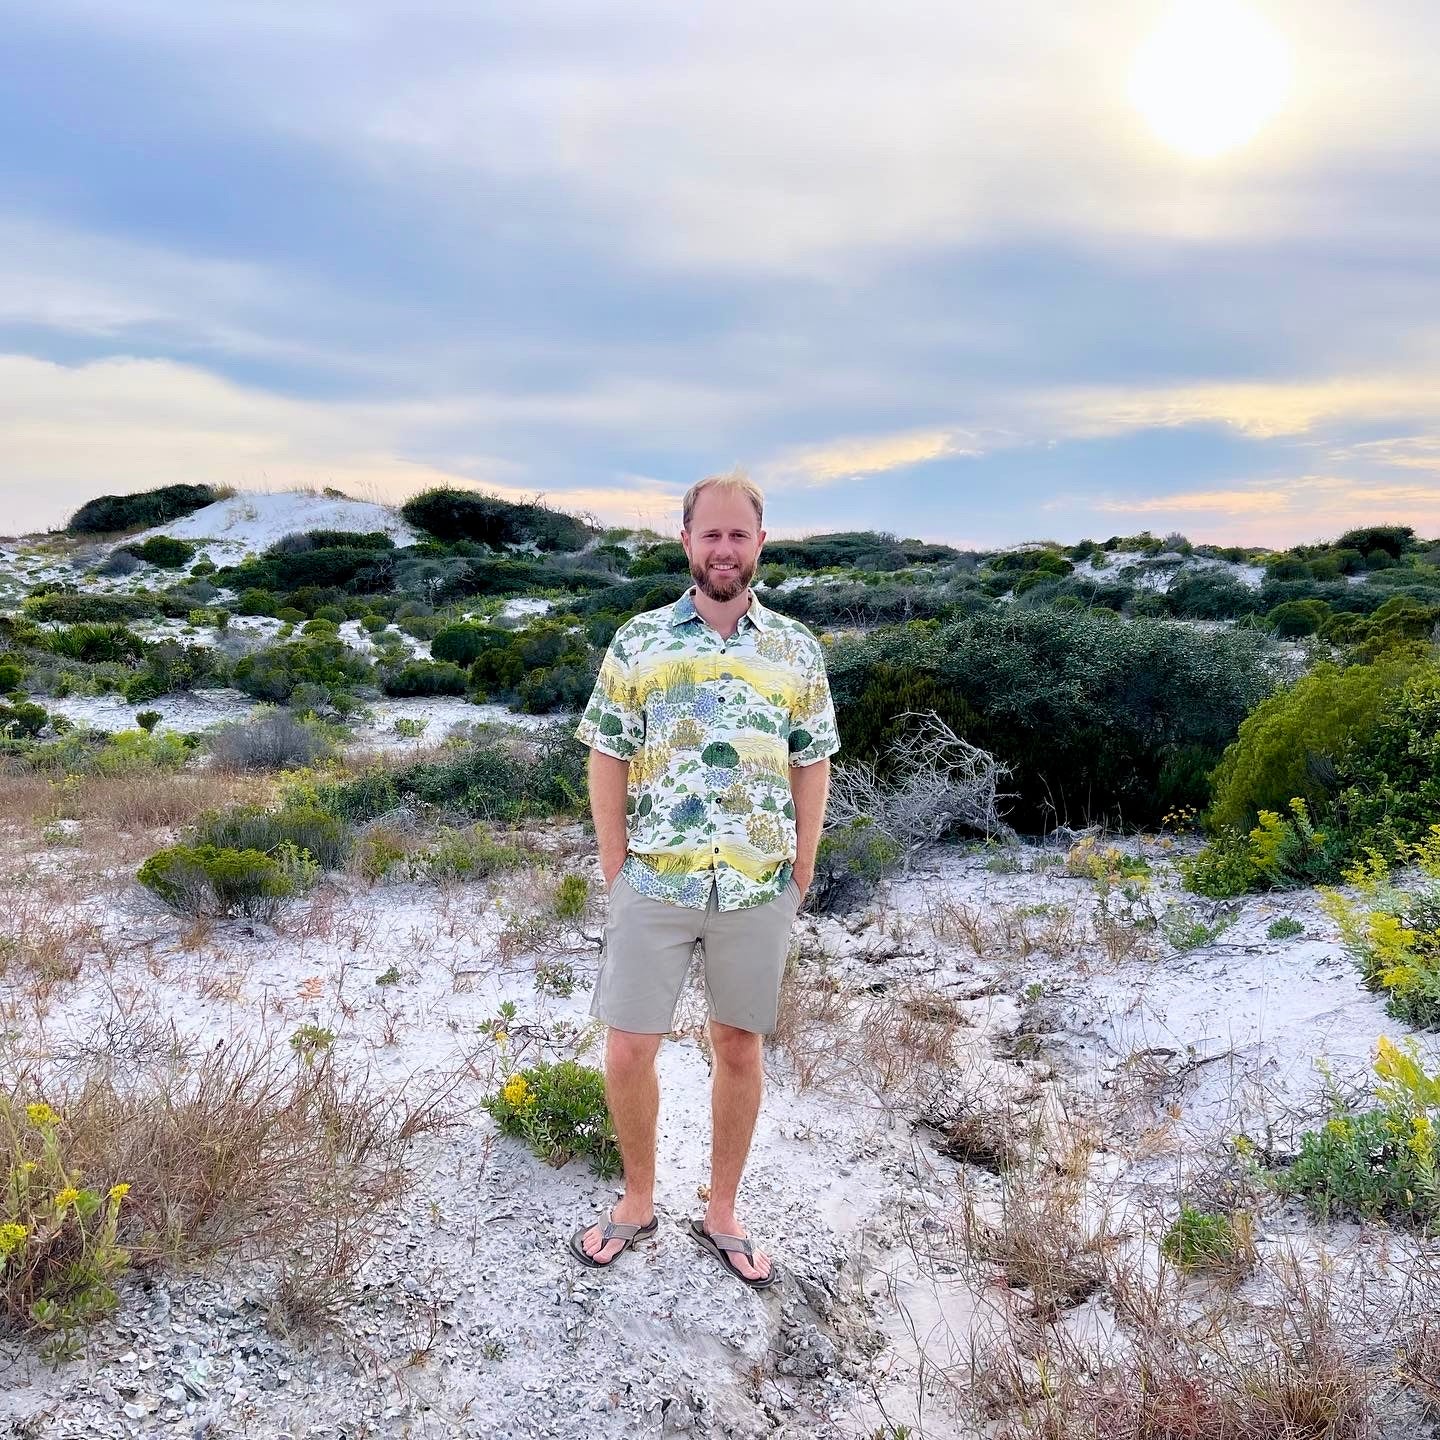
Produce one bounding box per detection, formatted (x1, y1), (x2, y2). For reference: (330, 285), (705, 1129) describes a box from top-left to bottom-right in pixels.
(1184, 797), (1346, 896)
(628, 542), (688, 577)
(1267, 916), (1304, 940)
(813, 817), (902, 911)
(1, 1097), (131, 1359)
(422, 826), (526, 881)
(1334, 667), (1440, 847)
(138, 844), (297, 921)
(233, 637), (373, 704)
(1206, 656), (1418, 832)
(134, 710), (162, 733)
(553, 874), (589, 921)
(360, 614), (388, 634)
(125, 535), (196, 569)
(237, 589), (279, 617)
(380, 661), (468, 697)
(1265, 598), (1330, 637)
(41, 623), (147, 664)
(207, 710), (334, 772)
(430, 622), (507, 666)
(827, 609), (1276, 830)
(193, 804), (352, 871)
(1159, 904), (1236, 951)
(1160, 1206), (1252, 1271)
(401, 488), (593, 552)
(0, 654), (24, 694)
(66, 484), (216, 535)
(121, 641), (221, 704)
(24, 593), (158, 625)
(483, 1061), (619, 1176)
(0, 702), (50, 740)
(1281, 1035), (1440, 1223)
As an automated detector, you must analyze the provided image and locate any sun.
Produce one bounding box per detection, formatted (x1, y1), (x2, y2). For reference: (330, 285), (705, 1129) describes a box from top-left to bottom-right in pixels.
(1129, 0), (1293, 160)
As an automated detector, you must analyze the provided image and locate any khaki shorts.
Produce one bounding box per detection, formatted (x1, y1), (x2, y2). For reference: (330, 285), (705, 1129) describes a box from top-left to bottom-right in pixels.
(591, 874), (802, 1036)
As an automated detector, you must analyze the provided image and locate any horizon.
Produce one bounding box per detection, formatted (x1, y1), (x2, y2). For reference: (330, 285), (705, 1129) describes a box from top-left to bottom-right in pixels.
(3, 3), (1438, 545)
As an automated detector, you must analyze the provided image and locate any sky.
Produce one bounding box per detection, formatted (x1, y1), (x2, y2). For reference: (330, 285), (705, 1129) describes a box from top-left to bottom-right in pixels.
(1, 1), (1438, 548)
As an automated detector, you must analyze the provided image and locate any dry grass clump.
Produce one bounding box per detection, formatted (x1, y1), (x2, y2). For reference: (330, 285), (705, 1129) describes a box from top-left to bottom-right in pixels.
(0, 886), (113, 1009)
(0, 771), (56, 828)
(920, 1081), (1033, 1174)
(3, 1022), (469, 1324)
(924, 892), (1156, 970)
(68, 768), (268, 832)
(970, 1251), (1383, 1440)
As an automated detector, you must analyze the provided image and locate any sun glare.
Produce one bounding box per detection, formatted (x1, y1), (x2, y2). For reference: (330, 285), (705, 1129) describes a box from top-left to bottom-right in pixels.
(1129, 0), (1292, 160)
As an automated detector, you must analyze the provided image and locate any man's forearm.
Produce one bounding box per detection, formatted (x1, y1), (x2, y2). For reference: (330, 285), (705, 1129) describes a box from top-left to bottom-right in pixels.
(587, 749), (631, 881)
(789, 757), (829, 883)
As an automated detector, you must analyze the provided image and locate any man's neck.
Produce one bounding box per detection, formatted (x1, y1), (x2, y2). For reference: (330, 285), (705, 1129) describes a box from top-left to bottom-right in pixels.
(689, 583), (751, 639)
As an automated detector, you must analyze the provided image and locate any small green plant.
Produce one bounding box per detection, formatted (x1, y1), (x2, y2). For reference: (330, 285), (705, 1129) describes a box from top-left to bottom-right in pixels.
(481, 1336), (508, 1361)
(1160, 1206), (1253, 1271)
(483, 1061), (619, 1177)
(552, 873), (589, 922)
(1267, 916), (1305, 940)
(423, 826), (527, 883)
(1160, 904), (1236, 952)
(375, 963), (401, 987)
(1, 1098), (131, 1359)
(1064, 836), (1151, 884)
(288, 1024), (336, 1062)
(392, 717), (428, 739)
(534, 958), (577, 998)
(357, 829), (410, 883)
(984, 850), (1023, 874)
(133, 710), (162, 733)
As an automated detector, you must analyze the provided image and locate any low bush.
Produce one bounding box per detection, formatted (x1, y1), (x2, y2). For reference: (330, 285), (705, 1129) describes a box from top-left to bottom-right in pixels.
(0, 701), (50, 740)
(138, 844), (298, 921)
(40, 624), (148, 665)
(1183, 797), (1347, 897)
(401, 488), (593, 552)
(430, 622), (509, 666)
(1160, 1206), (1254, 1272)
(122, 640), (223, 705)
(124, 535), (196, 569)
(1281, 1036), (1440, 1223)
(812, 817), (903, 911)
(422, 826), (527, 882)
(380, 660), (468, 697)
(483, 1061), (620, 1176)
(207, 710), (335, 771)
(66, 484), (216, 535)
(24, 593), (159, 624)
(193, 803), (352, 871)
(233, 636), (373, 704)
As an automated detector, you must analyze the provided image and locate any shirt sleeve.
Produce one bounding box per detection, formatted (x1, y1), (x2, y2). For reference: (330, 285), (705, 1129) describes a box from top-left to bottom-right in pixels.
(788, 634), (841, 767)
(575, 630), (645, 760)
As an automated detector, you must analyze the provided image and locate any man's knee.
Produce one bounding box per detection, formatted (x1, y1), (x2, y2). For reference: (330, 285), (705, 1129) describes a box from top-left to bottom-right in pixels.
(606, 1027), (663, 1076)
(709, 1020), (762, 1070)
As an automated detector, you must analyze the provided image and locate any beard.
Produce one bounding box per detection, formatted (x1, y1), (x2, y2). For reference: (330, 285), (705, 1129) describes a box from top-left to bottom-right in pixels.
(690, 554), (755, 603)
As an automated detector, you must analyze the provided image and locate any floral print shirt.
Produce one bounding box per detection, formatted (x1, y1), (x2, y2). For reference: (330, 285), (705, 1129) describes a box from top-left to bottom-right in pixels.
(575, 585), (840, 910)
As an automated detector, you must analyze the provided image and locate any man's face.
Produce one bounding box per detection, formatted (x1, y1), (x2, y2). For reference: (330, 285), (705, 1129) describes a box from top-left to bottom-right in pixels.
(681, 488), (765, 603)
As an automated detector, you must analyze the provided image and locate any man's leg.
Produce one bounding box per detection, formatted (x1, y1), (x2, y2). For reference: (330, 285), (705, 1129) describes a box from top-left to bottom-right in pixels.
(704, 1020), (770, 1282)
(579, 1027), (664, 1263)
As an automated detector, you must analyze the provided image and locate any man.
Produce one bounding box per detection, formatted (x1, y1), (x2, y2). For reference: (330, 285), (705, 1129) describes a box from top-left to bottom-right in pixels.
(570, 470), (838, 1288)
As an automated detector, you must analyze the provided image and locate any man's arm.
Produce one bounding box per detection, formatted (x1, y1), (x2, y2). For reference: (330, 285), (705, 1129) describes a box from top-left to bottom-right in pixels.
(587, 749), (631, 889)
(788, 756), (830, 894)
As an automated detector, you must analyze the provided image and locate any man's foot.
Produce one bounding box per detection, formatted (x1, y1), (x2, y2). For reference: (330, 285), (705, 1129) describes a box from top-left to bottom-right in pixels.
(693, 1211), (776, 1287)
(575, 1196), (656, 1267)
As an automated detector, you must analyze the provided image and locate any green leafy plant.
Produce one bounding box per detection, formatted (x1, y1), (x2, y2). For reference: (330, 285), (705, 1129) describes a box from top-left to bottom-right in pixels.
(288, 1024), (336, 1062)
(134, 710), (162, 733)
(1267, 916), (1305, 940)
(1, 1097), (131, 1359)
(375, 964), (401, 987)
(138, 844), (296, 922)
(1159, 904), (1236, 952)
(1160, 1206), (1254, 1272)
(552, 873), (589, 922)
(423, 826), (527, 882)
(483, 1061), (619, 1177)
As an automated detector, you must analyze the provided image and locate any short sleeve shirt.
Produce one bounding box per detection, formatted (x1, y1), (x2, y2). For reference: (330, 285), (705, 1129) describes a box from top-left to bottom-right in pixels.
(574, 585), (840, 910)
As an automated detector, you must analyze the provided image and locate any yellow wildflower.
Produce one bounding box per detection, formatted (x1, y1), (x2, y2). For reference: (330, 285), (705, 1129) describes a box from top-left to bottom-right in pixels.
(492, 1029), (508, 1047)
(108, 1183), (131, 1202)
(501, 1074), (535, 1109)
(25, 1102), (60, 1128)
(0, 1222), (28, 1256)
(53, 1187), (80, 1210)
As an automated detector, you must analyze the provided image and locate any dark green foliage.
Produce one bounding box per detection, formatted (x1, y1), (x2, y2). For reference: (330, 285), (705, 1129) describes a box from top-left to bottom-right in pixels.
(567, 577), (689, 620)
(1265, 599), (1330, 637)
(430, 623), (509, 666)
(134, 711), (162, 733)
(232, 637), (373, 704)
(0, 654), (24, 693)
(122, 642), (222, 705)
(1281, 1108), (1435, 1223)
(763, 578), (974, 629)
(221, 545), (393, 600)
(401, 488), (593, 552)
(67, 484), (216, 535)
(1336, 525), (1416, 560)
(760, 531), (962, 572)
(40, 624), (147, 664)
(1160, 1208), (1249, 1270)
(314, 725), (586, 824)
(193, 804), (352, 870)
(827, 609), (1277, 830)
(380, 661), (468, 697)
(124, 535), (196, 569)
(0, 701), (50, 739)
(814, 817), (903, 911)
(24, 594), (159, 624)
(271, 529), (395, 553)
(515, 662), (596, 713)
(628, 542), (688, 577)
(237, 589), (279, 617)
(137, 844), (295, 921)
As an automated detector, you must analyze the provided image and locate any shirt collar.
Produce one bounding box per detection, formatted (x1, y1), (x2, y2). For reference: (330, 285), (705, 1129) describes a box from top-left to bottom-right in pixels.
(670, 585), (768, 633)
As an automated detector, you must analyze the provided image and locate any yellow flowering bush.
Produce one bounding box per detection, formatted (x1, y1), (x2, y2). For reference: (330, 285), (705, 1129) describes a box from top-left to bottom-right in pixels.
(2, 1093), (131, 1357)
(483, 1060), (619, 1178)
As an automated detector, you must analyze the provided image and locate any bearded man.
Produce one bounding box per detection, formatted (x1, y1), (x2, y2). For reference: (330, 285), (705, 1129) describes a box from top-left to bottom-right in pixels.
(570, 470), (839, 1288)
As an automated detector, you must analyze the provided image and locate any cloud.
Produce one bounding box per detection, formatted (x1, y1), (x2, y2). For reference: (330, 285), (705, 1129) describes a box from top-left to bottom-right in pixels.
(0, 354), (681, 532)
(759, 428), (982, 487)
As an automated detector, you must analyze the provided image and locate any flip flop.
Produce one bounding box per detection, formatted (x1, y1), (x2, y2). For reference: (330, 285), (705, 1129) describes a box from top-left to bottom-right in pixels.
(689, 1219), (780, 1290)
(569, 1210), (659, 1269)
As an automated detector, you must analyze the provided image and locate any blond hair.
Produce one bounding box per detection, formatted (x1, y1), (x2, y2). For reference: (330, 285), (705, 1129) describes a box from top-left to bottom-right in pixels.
(682, 469), (764, 532)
